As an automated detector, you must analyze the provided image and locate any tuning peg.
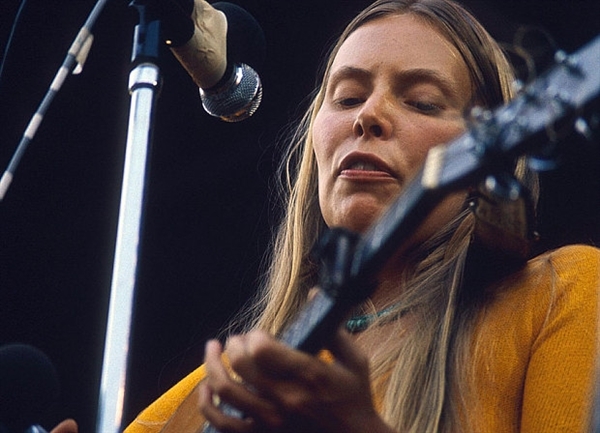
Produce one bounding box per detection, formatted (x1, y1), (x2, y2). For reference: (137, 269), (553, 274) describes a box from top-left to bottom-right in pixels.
(553, 49), (582, 75)
(574, 114), (599, 143)
(468, 106), (493, 123)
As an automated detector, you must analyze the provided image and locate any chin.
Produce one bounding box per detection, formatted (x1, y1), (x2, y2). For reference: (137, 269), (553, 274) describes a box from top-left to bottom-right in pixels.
(326, 204), (387, 234)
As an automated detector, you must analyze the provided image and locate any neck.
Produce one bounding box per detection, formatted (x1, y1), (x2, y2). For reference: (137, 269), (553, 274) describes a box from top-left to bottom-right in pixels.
(367, 248), (415, 310)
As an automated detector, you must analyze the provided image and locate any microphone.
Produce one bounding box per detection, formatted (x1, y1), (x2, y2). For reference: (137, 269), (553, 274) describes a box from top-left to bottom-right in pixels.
(0, 344), (60, 433)
(158, 0), (266, 122)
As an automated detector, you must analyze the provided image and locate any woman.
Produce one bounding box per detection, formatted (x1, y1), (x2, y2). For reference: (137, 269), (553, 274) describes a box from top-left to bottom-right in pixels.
(124, 0), (600, 432)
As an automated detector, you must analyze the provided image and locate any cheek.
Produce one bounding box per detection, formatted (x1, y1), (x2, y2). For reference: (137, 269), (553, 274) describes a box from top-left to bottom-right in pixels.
(312, 114), (332, 218)
(411, 120), (466, 162)
(312, 111), (347, 188)
(312, 111), (340, 163)
(397, 120), (466, 187)
(313, 111), (353, 228)
(434, 119), (467, 145)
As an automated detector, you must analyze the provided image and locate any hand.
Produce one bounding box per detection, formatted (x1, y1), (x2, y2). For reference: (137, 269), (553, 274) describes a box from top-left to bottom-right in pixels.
(50, 419), (78, 433)
(169, 0), (228, 89)
(199, 329), (394, 433)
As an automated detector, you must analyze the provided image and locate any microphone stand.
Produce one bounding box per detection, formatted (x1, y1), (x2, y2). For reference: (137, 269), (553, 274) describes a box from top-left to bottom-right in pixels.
(96, 2), (162, 432)
(0, 0), (108, 199)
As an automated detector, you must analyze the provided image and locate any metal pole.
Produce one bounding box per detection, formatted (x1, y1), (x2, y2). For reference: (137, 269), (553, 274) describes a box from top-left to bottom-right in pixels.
(96, 3), (162, 429)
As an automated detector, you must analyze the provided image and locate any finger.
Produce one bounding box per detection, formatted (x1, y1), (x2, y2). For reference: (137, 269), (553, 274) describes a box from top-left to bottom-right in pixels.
(50, 419), (78, 433)
(199, 382), (255, 433)
(227, 331), (314, 382)
(226, 331), (330, 400)
(204, 340), (257, 409)
(204, 339), (283, 428)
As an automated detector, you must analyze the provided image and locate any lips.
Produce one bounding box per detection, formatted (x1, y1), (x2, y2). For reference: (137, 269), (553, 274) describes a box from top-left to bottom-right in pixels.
(338, 153), (397, 179)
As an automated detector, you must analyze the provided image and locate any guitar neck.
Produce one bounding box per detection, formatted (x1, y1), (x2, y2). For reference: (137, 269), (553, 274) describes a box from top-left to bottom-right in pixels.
(277, 289), (352, 353)
(278, 170), (443, 353)
(278, 34), (600, 356)
(161, 35), (600, 433)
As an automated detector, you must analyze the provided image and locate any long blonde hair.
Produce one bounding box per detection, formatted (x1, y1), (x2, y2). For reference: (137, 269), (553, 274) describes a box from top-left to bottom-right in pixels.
(241, 0), (538, 431)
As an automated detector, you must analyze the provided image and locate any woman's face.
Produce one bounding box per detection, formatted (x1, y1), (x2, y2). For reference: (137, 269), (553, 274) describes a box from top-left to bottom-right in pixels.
(313, 14), (472, 239)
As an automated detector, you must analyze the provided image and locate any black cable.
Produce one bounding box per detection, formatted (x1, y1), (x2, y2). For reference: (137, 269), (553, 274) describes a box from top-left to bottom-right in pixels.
(0, 0), (28, 92)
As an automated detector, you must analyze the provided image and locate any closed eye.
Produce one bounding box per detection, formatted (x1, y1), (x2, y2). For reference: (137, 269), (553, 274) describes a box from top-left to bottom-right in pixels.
(407, 100), (442, 113)
(336, 97), (364, 108)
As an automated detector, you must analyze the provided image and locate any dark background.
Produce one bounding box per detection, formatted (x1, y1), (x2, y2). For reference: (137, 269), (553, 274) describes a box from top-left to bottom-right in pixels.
(0, 0), (598, 431)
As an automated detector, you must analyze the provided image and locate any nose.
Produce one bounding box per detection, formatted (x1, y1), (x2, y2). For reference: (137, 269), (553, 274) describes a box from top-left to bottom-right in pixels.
(352, 93), (394, 140)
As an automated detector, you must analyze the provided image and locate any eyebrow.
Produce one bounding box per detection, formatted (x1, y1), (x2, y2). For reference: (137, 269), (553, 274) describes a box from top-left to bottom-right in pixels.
(396, 68), (461, 100)
(327, 66), (461, 100)
(327, 66), (371, 90)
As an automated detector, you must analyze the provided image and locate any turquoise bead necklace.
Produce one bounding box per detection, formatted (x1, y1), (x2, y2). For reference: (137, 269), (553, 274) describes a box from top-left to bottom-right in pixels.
(345, 303), (404, 333)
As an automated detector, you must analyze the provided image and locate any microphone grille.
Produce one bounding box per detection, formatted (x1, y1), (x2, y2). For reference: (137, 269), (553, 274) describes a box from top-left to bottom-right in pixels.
(200, 63), (262, 122)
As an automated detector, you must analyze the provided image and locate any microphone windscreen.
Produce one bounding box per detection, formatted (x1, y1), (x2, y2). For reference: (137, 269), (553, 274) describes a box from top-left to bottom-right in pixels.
(213, 2), (266, 69)
(0, 344), (60, 431)
(155, 0), (196, 47)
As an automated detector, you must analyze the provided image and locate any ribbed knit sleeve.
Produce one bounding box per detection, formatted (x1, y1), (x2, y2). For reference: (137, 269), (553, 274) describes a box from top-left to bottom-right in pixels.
(124, 364), (207, 433)
(471, 244), (600, 432)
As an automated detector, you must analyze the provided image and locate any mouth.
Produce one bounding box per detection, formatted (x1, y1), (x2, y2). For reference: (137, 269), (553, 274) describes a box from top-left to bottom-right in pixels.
(346, 161), (381, 171)
(339, 153), (397, 179)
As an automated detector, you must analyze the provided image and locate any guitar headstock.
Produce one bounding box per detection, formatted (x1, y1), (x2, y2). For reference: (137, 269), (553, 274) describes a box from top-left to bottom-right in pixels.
(354, 34), (600, 279)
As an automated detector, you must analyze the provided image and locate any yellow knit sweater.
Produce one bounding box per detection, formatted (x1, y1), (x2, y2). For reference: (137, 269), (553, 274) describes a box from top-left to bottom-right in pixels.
(125, 244), (600, 432)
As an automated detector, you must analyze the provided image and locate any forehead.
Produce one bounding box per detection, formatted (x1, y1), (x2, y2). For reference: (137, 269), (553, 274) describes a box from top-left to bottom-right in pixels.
(330, 14), (471, 91)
